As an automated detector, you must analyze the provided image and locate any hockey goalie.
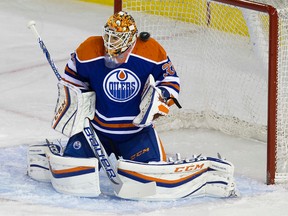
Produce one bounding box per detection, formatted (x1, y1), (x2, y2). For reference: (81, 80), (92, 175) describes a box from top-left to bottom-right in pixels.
(27, 11), (239, 200)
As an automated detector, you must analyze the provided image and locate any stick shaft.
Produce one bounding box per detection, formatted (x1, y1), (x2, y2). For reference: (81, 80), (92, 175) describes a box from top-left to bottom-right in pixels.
(83, 118), (123, 195)
(28, 21), (62, 81)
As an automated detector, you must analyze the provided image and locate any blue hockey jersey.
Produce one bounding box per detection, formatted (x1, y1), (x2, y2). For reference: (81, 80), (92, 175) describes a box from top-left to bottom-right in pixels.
(63, 36), (180, 142)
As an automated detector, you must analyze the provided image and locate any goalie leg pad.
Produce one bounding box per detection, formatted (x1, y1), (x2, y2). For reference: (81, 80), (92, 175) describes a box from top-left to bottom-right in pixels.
(205, 170), (238, 197)
(117, 157), (238, 200)
(27, 144), (52, 182)
(47, 151), (101, 197)
(27, 140), (64, 182)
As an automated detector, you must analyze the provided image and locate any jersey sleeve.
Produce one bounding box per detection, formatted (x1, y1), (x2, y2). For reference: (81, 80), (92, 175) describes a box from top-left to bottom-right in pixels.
(133, 37), (180, 101)
(154, 56), (180, 102)
(63, 52), (90, 90)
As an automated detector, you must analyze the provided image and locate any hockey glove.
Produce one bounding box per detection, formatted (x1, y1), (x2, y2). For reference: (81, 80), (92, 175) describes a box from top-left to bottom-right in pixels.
(133, 76), (170, 127)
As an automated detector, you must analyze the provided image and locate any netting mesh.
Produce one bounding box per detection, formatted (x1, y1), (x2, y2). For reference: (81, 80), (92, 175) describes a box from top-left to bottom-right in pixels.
(121, 0), (288, 182)
(275, 7), (288, 180)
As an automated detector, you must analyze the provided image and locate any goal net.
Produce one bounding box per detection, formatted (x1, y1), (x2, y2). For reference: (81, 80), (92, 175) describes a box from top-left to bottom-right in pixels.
(114, 0), (288, 184)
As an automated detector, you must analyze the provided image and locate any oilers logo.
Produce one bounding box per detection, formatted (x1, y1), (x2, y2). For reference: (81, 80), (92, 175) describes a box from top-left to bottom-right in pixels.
(103, 68), (141, 102)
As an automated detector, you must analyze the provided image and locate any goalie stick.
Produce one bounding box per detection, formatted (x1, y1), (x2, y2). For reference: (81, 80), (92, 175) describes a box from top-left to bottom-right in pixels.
(83, 119), (120, 186)
(28, 21), (156, 198)
(27, 20), (62, 81)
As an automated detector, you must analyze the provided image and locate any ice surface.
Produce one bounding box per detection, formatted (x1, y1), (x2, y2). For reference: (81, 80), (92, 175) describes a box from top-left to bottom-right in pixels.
(0, 0), (287, 215)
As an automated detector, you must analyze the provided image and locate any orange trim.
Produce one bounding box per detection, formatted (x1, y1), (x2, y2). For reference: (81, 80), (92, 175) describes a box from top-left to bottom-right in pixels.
(118, 168), (208, 184)
(93, 116), (136, 128)
(159, 138), (167, 161)
(51, 166), (94, 174)
(167, 99), (175, 107)
(158, 104), (169, 114)
(52, 86), (70, 129)
(65, 65), (77, 76)
(61, 78), (84, 88)
(159, 82), (180, 91)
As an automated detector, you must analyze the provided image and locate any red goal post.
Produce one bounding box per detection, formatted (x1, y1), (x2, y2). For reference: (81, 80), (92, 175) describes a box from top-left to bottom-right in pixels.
(211, 1), (278, 184)
(113, 0), (288, 185)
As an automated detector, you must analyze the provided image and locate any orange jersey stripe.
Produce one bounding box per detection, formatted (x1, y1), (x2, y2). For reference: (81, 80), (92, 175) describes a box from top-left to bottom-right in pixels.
(159, 82), (180, 91)
(93, 116), (136, 129)
(65, 65), (77, 76)
(61, 78), (84, 88)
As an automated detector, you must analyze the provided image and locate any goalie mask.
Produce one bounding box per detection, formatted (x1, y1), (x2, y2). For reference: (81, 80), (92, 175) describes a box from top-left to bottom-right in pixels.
(102, 11), (138, 68)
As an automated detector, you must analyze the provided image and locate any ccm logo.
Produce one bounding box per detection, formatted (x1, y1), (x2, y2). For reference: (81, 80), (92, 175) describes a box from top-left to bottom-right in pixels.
(174, 163), (205, 172)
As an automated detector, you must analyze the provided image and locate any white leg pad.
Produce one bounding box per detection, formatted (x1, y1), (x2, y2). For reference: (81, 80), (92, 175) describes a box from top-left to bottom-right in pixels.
(47, 151), (100, 197)
(117, 157), (238, 200)
(27, 144), (51, 182)
(205, 170), (237, 197)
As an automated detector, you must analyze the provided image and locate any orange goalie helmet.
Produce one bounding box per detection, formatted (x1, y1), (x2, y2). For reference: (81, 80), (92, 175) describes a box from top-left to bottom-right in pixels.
(103, 11), (138, 60)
